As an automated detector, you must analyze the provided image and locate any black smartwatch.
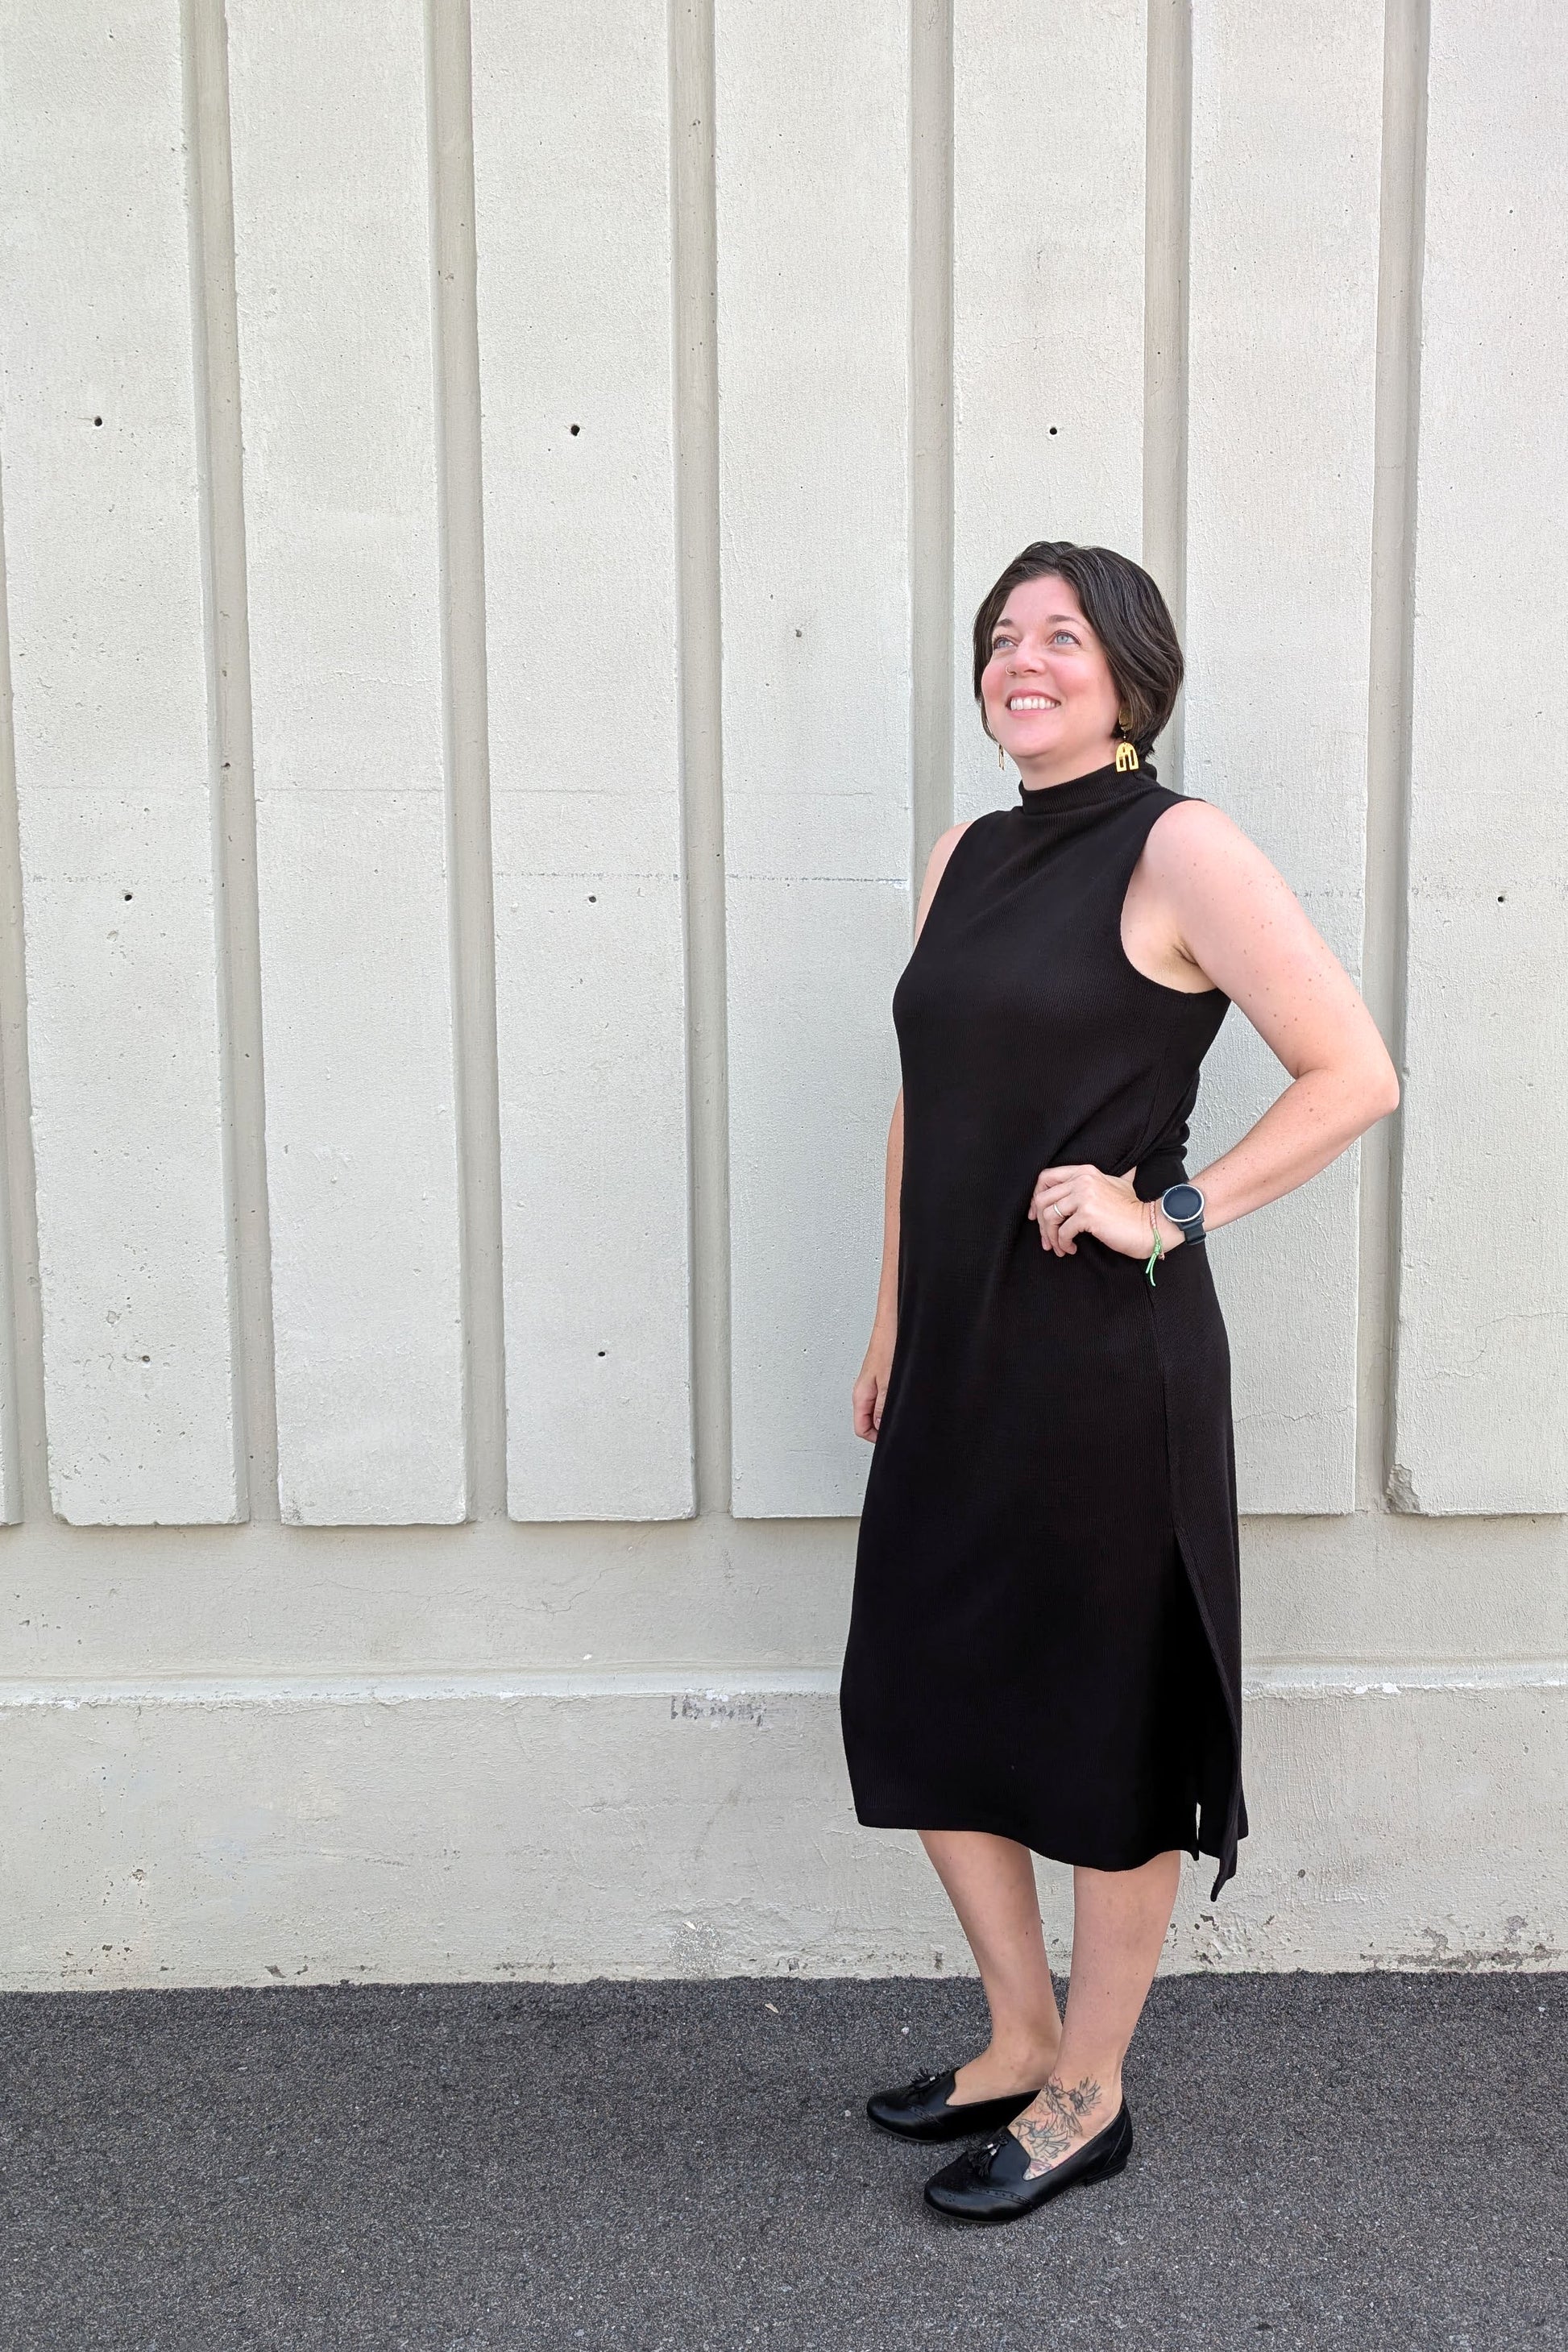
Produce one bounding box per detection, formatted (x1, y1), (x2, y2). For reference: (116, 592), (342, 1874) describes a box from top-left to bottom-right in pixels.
(1158, 1182), (1207, 1248)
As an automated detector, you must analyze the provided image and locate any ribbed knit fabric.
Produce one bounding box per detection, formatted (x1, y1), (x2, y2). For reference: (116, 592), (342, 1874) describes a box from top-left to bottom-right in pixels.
(839, 756), (1247, 1900)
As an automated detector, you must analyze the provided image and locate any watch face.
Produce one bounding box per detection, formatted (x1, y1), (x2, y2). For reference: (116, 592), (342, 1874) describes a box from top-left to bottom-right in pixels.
(1163, 1183), (1203, 1223)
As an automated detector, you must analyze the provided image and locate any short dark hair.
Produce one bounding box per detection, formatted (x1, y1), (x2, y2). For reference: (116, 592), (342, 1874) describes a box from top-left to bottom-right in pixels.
(971, 541), (1184, 756)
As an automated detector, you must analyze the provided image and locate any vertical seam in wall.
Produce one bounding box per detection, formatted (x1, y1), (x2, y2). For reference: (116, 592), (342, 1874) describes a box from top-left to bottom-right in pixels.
(1363, 0), (1430, 1512)
(670, 0), (729, 1516)
(185, 0), (275, 1520)
(1143, 0), (1192, 794)
(0, 477), (48, 1520)
(911, 0), (955, 871)
(426, 0), (505, 1520)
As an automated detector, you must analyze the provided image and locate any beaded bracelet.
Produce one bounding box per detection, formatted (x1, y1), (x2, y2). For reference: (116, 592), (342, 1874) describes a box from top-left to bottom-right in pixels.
(1144, 1201), (1164, 1288)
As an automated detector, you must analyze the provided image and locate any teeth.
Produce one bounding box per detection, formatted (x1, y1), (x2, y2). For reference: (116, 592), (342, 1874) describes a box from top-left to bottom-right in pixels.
(1008, 695), (1059, 711)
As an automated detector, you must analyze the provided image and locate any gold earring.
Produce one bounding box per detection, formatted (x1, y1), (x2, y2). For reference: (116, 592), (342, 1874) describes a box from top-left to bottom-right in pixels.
(998, 739), (1005, 769)
(1114, 707), (1139, 774)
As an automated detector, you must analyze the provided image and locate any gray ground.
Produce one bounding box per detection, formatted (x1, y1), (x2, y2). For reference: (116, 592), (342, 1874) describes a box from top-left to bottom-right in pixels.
(1, 1972), (1562, 2350)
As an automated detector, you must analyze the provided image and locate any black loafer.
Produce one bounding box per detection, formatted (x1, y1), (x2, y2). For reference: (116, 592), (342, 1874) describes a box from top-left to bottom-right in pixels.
(865, 2068), (1043, 2143)
(923, 2098), (1133, 2221)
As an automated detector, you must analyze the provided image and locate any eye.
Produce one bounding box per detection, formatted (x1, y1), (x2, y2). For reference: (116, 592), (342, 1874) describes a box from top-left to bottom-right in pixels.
(1052, 629), (1078, 645)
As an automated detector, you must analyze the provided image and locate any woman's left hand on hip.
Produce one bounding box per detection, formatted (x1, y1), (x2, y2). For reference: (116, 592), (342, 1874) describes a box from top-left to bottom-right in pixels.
(1030, 1163), (1162, 1261)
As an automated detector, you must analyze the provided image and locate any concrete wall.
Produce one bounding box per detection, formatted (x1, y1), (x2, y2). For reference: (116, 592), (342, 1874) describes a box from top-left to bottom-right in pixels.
(0, 0), (1562, 1988)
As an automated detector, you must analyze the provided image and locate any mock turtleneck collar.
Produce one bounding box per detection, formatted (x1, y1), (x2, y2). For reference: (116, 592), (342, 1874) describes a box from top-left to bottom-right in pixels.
(1014, 753), (1158, 815)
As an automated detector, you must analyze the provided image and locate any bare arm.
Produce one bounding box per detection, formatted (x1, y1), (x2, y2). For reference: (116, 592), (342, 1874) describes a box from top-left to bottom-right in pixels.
(866, 1085), (904, 1347)
(1148, 801), (1400, 1238)
(1033, 801), (1400, 1262)
(854, 821), (973, 1437)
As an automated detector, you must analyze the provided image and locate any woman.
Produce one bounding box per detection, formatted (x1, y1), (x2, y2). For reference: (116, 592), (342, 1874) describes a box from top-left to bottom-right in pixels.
(838, 541), (1400, 2225)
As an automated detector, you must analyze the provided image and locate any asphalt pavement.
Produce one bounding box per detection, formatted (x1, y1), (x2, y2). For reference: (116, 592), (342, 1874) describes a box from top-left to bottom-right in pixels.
(1, 1970), (1562, 2350)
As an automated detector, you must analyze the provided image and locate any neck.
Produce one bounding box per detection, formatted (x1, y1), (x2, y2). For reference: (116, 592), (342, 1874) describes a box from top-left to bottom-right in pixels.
(1013, 736), (1122, 790)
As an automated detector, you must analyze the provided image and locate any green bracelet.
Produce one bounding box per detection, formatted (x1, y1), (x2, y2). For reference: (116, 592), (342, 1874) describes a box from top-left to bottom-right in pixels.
(1144, 1205), (1164, 1288)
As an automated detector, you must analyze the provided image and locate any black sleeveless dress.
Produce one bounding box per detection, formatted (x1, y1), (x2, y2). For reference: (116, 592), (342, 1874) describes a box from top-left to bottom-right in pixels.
(839, 754), (1247, 1900)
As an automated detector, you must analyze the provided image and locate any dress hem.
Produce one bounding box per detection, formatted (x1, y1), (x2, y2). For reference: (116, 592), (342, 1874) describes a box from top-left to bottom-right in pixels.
(848, 1804), (1219, 1882)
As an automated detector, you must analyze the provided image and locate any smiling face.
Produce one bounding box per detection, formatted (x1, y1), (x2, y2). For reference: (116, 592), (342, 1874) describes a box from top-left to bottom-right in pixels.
(979, 575), (1123, 783)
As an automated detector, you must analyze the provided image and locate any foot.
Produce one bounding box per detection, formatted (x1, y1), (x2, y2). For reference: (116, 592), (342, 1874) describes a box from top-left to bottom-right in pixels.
(948, 2035), (1061, 2108)
(923, 2094), (1133, 2222)
(865, 2066), (1041, 2142)
(1008, 2069), (1122, 2177)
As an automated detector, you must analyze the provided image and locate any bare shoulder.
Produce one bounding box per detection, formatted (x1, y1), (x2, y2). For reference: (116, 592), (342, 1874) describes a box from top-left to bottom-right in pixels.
(1143, 794), (1275, 876)
(925, 816), (976, 881)
(1141, 796), (1297, 915)
(914, 818), (979, 940)
(1139, 794), (1362, 1045)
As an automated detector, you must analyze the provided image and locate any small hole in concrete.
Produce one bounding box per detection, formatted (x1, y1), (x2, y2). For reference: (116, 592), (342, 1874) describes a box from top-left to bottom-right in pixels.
(570, 423), (581, 435)
(94, 416), (103, 426)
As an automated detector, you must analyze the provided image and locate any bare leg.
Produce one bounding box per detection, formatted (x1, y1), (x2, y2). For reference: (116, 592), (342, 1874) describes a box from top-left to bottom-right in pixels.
(1010, 1848), (1181, 2177)
(918, 1830), (1063, 2101)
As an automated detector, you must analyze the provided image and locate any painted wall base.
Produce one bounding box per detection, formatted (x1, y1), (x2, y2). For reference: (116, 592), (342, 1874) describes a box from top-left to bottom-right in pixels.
(2, 1675), (1562, 1989)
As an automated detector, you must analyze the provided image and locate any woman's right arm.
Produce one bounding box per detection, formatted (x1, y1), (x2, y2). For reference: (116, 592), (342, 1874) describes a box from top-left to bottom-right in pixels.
(852, 1089), (906, 1441)
(852, 820), (973, 1442)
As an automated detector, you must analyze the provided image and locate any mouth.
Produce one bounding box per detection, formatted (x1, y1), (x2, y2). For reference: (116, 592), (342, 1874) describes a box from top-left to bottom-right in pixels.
(1006, 695), (1061, 713)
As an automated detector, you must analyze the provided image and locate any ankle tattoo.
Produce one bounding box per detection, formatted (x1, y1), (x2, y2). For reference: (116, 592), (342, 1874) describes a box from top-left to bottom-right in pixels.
(1046, 2072), (1102, 2127)
(1012, 2073), (1103, 2177)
